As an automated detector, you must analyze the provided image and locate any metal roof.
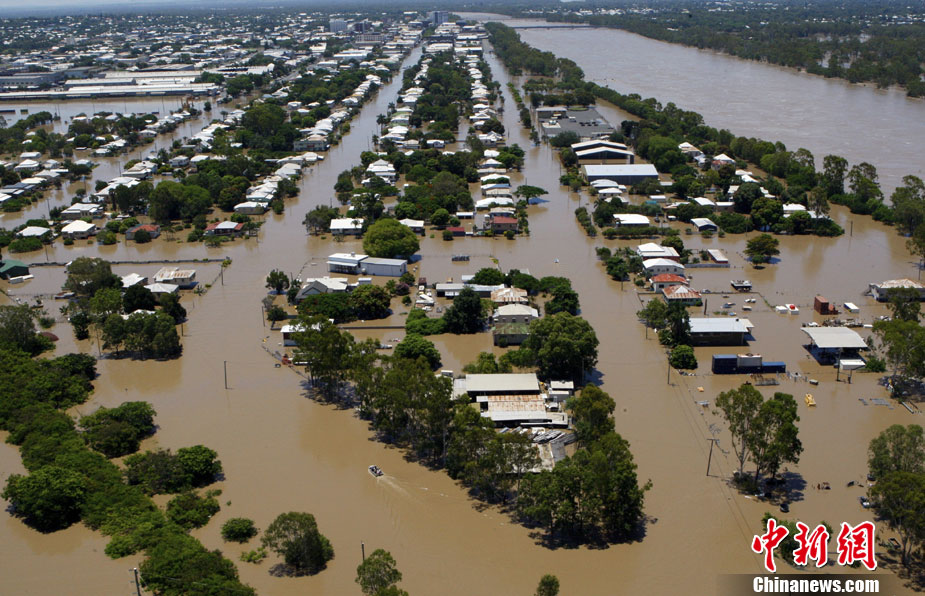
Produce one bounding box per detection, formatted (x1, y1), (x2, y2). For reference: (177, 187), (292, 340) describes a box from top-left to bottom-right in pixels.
(690, 318), (753, 334)
(464, 373), (540, 394)
(802, 327), (868, 350)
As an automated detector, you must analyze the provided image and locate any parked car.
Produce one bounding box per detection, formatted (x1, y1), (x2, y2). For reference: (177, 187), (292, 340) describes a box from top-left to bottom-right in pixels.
(859, 496), (871, 509)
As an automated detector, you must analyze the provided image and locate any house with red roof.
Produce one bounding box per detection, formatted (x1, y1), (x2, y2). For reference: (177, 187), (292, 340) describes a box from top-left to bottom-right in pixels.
(650, 273), (688, 293)
(490, 215), (518, 234)
(126, 224), (160, 241)
(204, 221), (245, 237)
(662, 284), (702, 306)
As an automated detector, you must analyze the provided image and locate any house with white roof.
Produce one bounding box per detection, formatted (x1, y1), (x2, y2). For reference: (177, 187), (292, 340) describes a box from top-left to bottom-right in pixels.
(613, 213), (651, 227)
(330, 218), (364, 236)
(636, 242), (679, 261)
(61, 220), (97, 239)
(643, 258), (686, 277)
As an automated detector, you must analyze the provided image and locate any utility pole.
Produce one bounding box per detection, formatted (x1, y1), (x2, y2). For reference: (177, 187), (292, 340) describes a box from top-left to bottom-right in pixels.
(133, 568), (142, 596)
(361, 542), (366, 561)
(224, 360), (228, 389)
(706, 438), (718, 476)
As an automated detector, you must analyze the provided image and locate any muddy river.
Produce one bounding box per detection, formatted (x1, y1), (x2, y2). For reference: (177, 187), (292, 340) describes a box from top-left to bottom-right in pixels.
(460, 13), (925, 197)
(0, 38), (920, 595)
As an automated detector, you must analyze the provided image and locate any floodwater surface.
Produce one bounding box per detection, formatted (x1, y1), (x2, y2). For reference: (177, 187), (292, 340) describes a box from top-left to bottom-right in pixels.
(0, 39), (920, 596)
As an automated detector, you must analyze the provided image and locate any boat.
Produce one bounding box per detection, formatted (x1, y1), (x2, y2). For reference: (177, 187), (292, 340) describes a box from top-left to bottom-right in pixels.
(368, 465), (383, 477)
(722, 302), (735, 308)
(805, 393), (816, 407)
(730, 280), (752, 291)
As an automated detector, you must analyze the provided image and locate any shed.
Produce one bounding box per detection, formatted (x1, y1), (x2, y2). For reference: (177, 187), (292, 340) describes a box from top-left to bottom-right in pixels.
(0, 259), (29, 279)
(583, 164), (658, 185)
(328, 252), (368, 274)
(360, 257), (407, 277)
(690, 317), (753, 346)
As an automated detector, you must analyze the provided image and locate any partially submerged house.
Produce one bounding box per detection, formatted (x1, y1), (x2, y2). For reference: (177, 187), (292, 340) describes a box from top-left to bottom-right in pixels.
(869, 279), (925, 302)
(295, 277), (349, 301)
(662, 284), (702, 305)
(0, 259), (29, 280)
(61, 220), (97, 239)
(690, 317), (753, 346)
(153, 267), (196, 288)
(455, 373), (563, 427)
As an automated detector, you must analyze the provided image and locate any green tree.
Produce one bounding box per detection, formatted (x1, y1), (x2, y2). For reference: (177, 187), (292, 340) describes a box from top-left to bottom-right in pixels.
(514, 185), (548, 202)
(886, 287), (921, 323)
(890, 175), (925, 235)
(715, 384), (764, 475)
(868, 472), (925, 567)
(100, 314), (126, 353)
(430, 208), (450, 227)
(568, 384), (615, 447)
(637, 298), (669, 330)
(545, 285), (580, 316)
(535, 574), (560, 596)
(356, 549), (403, 596)
(0, 304), (50, 356)
(732, 182), (762, 213)
(123, 285), (157, 314)
(747, 392), (802, 482)
(349, 284), (392, 320)
(471, 267), (505, 285)
(821, 155), (848, 196)
(363, 219), (419, 258)
(64, 257), (120, 300)
(176, 445), (223, 488)
(221, 517), (258, 543)
(868, 424), (925, 480)
(166, 491), (220, 529)
(2, 465), (88, 531)
(293, 316), (356, 401)
(872, 318), (925, 382)
(139, 532), (253, 596)
(69, 310), (91, 340)
(394, 334), (441, 370)
(523, 313), (599, 383)
(664, 300), (692, 347)
(261, 512), (334, 574)
(159, 293), (187, 324)
(463, 351), (512, 374)
(745, 233), (780, 265)
(89, 287), (123, 321)
(443, 286), (485, 334)
(907, 224), (925, 272)
(265, 269), (290, 294)
(80, 401), (157, 458)
(669, 345), (697, 370)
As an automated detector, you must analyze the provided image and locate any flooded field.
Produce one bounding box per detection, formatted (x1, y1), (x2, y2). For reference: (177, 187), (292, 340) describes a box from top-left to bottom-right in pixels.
(0, 40), (921, 595)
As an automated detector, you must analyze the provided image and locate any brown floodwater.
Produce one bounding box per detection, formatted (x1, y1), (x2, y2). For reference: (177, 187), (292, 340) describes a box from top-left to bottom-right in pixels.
(459, 13), (925, 197)
(1, 40), (921, 595)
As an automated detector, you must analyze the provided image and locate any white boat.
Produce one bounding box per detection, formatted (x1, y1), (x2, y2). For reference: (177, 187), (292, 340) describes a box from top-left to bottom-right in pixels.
(368, 465), (383, 477)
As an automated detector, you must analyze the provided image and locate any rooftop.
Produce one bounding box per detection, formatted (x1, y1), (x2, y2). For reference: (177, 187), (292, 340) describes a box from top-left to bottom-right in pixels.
(464, 373), (540, 394)
(802, 327), (867, 350)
